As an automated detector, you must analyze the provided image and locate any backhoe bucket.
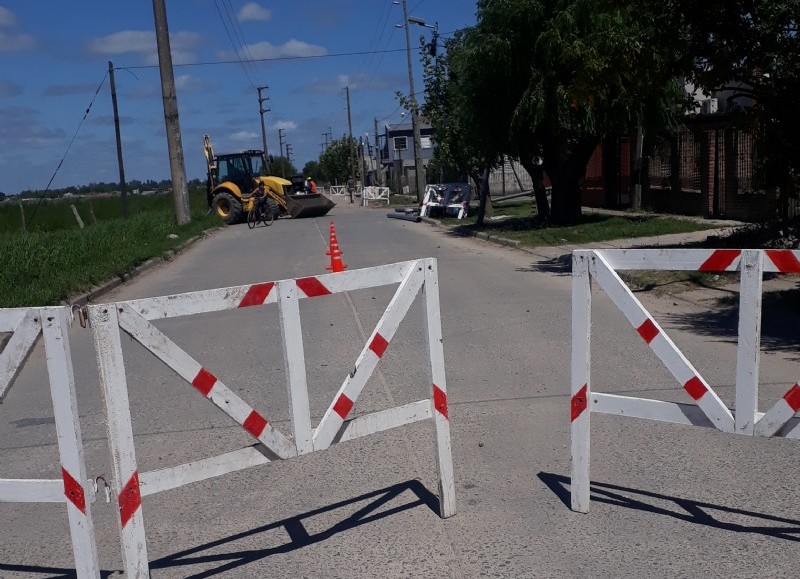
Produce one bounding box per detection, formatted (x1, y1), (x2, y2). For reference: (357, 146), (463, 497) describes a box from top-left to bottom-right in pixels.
(285, 194), (336, 218)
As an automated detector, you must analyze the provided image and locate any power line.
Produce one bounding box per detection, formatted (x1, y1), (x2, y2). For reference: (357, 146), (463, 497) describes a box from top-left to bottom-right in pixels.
(27, 73), (108, 228)
(119, 47), (415, 70)
(212, 0), (257, 89)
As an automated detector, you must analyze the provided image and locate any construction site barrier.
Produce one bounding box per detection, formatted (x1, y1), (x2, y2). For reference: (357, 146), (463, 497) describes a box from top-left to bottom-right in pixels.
(88, 258), (455, 577)
(0, 306), (100, 578)
(362, 186), (391, 206)
(328, 185), (363, 197)
(571, 248), (800, 513)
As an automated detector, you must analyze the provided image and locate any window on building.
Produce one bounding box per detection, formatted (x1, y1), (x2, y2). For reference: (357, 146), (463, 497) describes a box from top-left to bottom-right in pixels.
(393, 136), (408, 150)
(420, 136), (432, 149)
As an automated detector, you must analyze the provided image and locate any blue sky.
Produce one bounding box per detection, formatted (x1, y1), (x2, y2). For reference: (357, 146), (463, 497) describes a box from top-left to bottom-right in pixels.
(0, 1), (477, 195)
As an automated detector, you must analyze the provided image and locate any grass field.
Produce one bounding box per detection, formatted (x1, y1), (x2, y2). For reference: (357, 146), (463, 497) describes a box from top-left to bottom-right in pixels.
(0, 188), (218, 307)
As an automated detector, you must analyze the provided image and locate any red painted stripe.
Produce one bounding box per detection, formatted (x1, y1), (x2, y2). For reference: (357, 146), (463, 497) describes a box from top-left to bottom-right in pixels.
(766, 250), (800, 273)
(433, 384), (448, 419)
(683, 376), (707, 401)
(61, 467), (86, 515)
(118, 472), (141, 528)
(699, 249), (740, 271)
(571, 384), (588, 422)
(296, 277), (332, 297)
(369, 333), (389, 358)
(192, 368), (217, 396)
(238, 282), (274, 307)
(783, 383), (800, 413)
(636, 319), (659, 344)
(333, 394), (354, 419)
(243, 410), (268, 438)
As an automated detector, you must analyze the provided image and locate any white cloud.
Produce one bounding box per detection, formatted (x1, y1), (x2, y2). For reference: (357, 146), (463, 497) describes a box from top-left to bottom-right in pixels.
(89, 30), (202, 64)
(238, 3), (271, 23)
(0, 7), (15, 27)
(0, 31), (36, 53)
(230, 131), (259, 141)
(220, 39), (326, 60)
(272, 120), (297, 131)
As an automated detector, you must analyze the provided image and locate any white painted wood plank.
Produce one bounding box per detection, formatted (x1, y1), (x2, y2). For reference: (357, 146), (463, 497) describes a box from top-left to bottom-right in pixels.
(139, 446), (272, 497)
(337, 401), (432, 442)
(735, 250), (763, 434)
(571, 251), (592, 513)
(0, 479), (64, 502)
(123, 283), (278, 320)
(596, 249), (742, 271)
(0, 310), (40, 403)
(592, 393), (714, 428)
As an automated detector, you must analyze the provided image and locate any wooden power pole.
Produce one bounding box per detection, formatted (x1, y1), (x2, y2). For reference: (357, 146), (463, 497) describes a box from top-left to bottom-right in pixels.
(346, 86), (356, 183)
(108, 61), (128, 219)
(152, 0), (190, 225)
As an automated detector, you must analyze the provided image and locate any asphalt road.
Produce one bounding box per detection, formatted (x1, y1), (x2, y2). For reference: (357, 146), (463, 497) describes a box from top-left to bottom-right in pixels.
(2, 200), (800, 578)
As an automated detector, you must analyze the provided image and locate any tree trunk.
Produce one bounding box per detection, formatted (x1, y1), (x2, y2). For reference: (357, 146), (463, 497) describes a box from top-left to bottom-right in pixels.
(475, 165), (491, 226)
(549, 167), (583, 225)
(519, 157), (550, 222)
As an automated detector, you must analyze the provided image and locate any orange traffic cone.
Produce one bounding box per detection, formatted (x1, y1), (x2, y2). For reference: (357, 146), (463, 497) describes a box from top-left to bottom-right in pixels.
(326, 222), (347, 273)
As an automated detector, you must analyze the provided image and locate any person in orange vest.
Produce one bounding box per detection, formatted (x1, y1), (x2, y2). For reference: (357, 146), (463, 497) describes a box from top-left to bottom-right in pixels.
(305, 177), (317, 194)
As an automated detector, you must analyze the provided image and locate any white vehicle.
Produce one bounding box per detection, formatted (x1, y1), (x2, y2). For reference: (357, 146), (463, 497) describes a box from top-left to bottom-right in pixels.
(420, 183), (471, 219)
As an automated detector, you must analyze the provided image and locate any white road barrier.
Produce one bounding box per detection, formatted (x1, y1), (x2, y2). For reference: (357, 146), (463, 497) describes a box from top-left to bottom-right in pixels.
(0, 307), (100, 578)
(362, 186), (391, 206)
(571, 248), (800, 513)
(88, 258), (455, 577)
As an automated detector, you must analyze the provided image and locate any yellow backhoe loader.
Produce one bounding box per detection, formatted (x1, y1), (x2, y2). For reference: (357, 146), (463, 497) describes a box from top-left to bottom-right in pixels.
(204, 135), (334, 223)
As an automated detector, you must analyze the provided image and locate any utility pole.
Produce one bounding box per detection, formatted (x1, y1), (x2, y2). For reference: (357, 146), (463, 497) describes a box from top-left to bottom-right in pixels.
(374, 117), (382, 186)
(278, 129), (286, 177)
(257, 85), (271, 172)
(286, 143), (293, 164)
(322, 131), (330, 150)
(401, 0), (426, 202)
(346, 86), (356, 183)
(152, 0), (190, 225)
(108, 61), (128, 219)
(357, 136), (365, 187)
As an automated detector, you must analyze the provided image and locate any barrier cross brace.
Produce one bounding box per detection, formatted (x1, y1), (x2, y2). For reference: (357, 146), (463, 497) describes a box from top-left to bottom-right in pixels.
(0, 307), (100, 578)
(88, 258), (455, 578)
(570, 249), (800, 513)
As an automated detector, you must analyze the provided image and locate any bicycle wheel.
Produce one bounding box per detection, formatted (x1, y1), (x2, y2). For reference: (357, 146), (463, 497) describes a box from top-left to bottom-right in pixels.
(247, 207), (257, 229)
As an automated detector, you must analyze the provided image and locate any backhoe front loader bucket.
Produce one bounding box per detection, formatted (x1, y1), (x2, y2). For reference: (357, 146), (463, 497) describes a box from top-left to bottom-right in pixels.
(285, 194), (336, 218)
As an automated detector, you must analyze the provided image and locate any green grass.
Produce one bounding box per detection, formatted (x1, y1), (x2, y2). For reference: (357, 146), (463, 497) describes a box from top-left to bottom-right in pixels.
(389, 194), (418, 207)
(442, 201), (713, 247)
(0, 189), (219, 307)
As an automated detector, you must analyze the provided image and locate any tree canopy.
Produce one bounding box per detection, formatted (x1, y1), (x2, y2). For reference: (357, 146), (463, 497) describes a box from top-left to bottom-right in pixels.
(319, 137), (357, 185)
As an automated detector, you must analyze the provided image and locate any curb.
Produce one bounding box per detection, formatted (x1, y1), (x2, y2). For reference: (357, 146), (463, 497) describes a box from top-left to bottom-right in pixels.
(420, 216), (521, 248)
(66, 231), (213, 308)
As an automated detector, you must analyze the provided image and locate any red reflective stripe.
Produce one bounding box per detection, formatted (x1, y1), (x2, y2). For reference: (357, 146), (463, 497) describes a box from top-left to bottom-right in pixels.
(699, 250), (740, 271)
(766, 250), (800, 273)
(683, 376), (707, 401)
(433, 384), (448, 419)
(369, 333), (389, 358)
(62, 467), (86, 515)
(238, 282), (274, 307)
(333, 394), (354, 419)
(296, 277), (332, 297)
(243, 410), (268, 438)
(118, 472), (141, 528)
(571, 384), (588, 422)
(192, 368), (217, 396)
(784, 383), (800, 413)
(636, 319), (659, 344)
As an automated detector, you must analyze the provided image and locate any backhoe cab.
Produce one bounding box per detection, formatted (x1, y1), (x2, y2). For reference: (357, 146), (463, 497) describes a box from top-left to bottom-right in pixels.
(204, 134), (334, 224)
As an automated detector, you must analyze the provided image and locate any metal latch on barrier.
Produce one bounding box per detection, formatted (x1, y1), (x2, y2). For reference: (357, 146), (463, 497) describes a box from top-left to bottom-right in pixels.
(93, 475), (112, 503)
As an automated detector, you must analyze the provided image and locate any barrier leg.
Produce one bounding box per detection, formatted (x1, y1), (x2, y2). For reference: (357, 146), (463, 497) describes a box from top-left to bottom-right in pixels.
(571, 252), (592, 513)
(422, 259), (456, 518)
(735, 250), (763, 435)
(42, 308), (100, 578)
(90, 305), (149, 578)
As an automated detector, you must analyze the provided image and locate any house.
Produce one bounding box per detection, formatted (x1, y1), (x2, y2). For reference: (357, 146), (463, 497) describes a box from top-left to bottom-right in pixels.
(379, 121), (435, 195)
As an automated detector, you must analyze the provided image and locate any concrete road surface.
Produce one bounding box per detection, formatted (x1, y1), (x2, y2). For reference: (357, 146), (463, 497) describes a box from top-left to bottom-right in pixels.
(2, 201), (800, 578)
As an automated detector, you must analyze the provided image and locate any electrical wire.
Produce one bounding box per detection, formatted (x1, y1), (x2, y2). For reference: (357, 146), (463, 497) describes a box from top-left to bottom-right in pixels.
(27, 73), (108, 228)
(213, 0), (257, 90)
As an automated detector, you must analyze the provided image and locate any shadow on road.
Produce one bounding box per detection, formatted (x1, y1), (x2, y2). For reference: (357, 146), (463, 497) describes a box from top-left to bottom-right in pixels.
(0, 564), (119, 578)
(539, 472), (800, 541)
(516, 254), (572, 275)
(150, 479), (440, 578)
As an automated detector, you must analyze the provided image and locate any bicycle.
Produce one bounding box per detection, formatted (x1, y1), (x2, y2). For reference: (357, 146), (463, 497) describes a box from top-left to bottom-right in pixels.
(247, 197), (274, 228)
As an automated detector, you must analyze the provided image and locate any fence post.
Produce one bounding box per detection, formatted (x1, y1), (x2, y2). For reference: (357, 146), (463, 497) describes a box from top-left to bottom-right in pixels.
(571, 251), (592, 513)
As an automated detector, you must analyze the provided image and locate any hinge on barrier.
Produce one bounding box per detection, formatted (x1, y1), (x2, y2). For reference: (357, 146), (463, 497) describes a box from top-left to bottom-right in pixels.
(71, 305), (88, 328)
(93, 475), (112, 503)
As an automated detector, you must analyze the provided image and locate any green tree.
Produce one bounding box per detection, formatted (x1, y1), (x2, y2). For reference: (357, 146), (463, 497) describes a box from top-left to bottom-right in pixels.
(302, 160), (323, 182)
(269, 156), (298, 179)
(319, 137), (357, 184)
